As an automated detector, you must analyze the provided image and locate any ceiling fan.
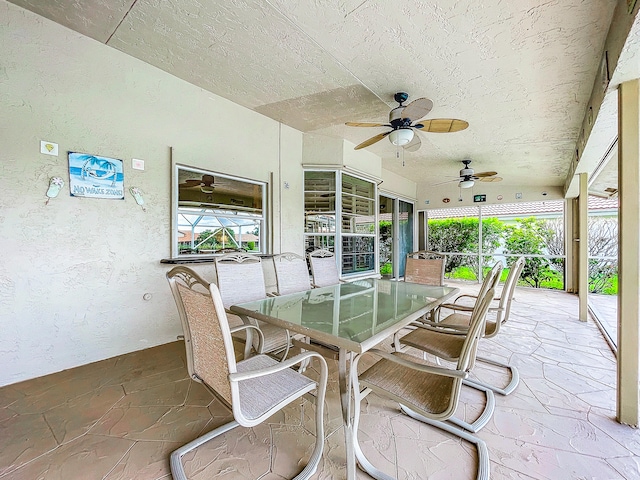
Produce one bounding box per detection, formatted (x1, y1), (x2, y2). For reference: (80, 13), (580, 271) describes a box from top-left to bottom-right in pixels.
(433, 160), (502, 189)
(345, 92), (469, 152)
(180, 174), (228, 194)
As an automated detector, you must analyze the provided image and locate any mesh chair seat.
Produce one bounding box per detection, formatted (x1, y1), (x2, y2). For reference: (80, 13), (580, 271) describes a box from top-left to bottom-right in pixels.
(440, 312), (498, 337)
(400, 326), (467, 361)
(359, 352), (455, 416)
(236, 354), (316, 422)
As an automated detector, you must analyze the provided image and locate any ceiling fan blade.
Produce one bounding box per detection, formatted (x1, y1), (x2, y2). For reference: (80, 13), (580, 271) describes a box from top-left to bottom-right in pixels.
(401, 98), (434, 122)
(346, 122), (390, 127)
(417, 119), (469, 133)
(479, 176), (503, 182)
(404, 132), (422, 152)
(430, 178), (460, 187)
(354, 131), (390, 150)
(475, 171), (498, 177)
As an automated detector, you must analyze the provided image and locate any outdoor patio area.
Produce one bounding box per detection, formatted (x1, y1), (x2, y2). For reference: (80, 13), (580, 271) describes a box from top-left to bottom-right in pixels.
(1, 283), (638, 480)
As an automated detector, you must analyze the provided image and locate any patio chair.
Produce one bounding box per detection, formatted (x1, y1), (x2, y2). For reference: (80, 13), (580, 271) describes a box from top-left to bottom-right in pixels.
(404, 250), (446, 321)
(307, 249), (341, 287)
(392, 261), (503, 433)
(434, 256), (526, 396)
(215, 252), (291, 359)
(272, 252), (312, 295)
(404, 250), (446, 286)
(351, 284), (496, 480)
(166, 266), (328, 480)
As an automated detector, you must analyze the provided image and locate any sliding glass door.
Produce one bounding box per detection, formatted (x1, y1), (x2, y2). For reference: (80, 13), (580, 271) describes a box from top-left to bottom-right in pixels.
(378, 194), (414, 279)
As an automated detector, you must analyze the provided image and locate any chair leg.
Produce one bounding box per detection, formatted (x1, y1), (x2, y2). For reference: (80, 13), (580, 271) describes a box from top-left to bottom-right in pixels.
(400, 406), (490, 480)
(352, 387), (396, 480)
(170, 420), (240, 480)
(353, 385), (490, 480)
(464, 356), (520, 396)
(443, 382), (495, 433)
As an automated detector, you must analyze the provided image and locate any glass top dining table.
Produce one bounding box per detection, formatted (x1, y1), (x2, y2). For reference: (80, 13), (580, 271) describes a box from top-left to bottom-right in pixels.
(230, 278), (459, 479)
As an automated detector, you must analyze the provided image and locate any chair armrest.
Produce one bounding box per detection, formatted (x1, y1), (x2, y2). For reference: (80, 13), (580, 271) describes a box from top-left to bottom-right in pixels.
(439, 302), (474, 313)
(229, 351), (328, 382)
(365, 349), (468, 379)
(229, 324), (265, 354)
(411, 321), (469, 334)
(454, 294), (478, 302)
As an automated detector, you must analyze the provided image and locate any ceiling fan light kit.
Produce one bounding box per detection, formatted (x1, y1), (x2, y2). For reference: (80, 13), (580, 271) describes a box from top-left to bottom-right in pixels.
(459, 179), (475, 189)
(389, 128), (414, 146)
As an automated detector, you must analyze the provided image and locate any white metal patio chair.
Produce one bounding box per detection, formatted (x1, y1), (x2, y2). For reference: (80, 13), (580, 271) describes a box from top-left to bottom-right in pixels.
(433, 256), (526, 395)
(404, 250), (446, 286)
(307, 249), (341, 287)
(215, 252), (291, 359)
(272, 252), (312, 295)
(166, 266), (328, 480)
(351, 284), (496, 480)
(392, 261), (503, 433)
(403, 250), (447, 321)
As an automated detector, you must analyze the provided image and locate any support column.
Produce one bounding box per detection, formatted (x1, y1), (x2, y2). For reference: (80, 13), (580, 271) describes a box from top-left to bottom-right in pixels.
(578, 173), (589, 321)
(617, 79), (640, 427)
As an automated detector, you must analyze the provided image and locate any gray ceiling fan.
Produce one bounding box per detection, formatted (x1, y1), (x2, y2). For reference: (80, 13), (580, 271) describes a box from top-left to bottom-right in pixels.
(345, 92), (469, 152)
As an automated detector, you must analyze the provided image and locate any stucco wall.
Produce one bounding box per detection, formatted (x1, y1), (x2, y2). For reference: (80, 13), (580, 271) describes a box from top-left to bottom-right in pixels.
(0, 3), (302, 387)
(0, 2), (408, 387)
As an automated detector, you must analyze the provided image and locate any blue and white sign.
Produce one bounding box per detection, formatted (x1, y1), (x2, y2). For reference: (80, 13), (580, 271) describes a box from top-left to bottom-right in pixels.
(68, 152), (124, 199)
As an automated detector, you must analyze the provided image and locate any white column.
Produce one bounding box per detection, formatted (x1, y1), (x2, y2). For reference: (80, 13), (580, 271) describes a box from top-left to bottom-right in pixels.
(578, 173), (589, 321)
(617, 79), (640, 427)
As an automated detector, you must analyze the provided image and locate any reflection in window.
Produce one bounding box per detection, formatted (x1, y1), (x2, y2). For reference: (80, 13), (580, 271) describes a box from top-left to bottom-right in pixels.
(304, 170), (377, 277)
(174, 165), (266, 256)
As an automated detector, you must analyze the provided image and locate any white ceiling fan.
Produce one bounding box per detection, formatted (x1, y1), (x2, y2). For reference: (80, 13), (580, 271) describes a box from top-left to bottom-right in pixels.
(433, 160), (502, 189)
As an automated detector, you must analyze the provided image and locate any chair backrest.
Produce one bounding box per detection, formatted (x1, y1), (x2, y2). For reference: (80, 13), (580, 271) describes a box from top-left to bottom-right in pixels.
(307, 249), (340, 287)
(456, 284), (497, 374)
(166, 266), (236, 407)
(214, 252), (267, 307)
(273, 252), (312, 295)
(483, 256), (525, 338)
(404, 250), (446, 286)
(476, 261), (503, 309)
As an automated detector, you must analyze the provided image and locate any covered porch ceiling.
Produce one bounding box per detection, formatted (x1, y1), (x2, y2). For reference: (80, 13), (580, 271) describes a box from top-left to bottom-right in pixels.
(8, 0), (637, 197)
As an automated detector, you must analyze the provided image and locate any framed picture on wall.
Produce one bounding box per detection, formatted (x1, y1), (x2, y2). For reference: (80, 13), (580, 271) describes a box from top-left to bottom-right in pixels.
(68, 152), (124, 199)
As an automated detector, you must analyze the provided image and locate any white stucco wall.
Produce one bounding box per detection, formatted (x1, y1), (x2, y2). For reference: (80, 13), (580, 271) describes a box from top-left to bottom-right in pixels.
(0, 3), (303, 387)
(0, 2), (391, 387)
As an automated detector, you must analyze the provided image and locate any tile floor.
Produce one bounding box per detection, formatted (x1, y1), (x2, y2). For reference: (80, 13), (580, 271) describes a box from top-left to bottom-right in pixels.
(1, 283), (639, 480)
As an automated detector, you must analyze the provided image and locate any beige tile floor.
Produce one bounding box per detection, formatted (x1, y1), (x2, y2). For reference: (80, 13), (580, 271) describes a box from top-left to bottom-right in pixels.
(1, 283), (639, 480)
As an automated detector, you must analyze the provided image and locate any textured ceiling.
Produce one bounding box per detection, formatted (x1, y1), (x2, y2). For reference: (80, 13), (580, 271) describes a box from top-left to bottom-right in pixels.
(8, 0), (620, 191)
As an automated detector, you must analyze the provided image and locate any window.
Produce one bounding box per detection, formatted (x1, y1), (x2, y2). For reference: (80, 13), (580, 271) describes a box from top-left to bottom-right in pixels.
(172, 165), (266, 257)
(304, 170), (377, 277)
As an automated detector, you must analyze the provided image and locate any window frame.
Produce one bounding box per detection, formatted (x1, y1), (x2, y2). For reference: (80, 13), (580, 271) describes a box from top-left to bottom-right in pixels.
(171, 163), (267, 258)
(303, 168), (378, 279)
